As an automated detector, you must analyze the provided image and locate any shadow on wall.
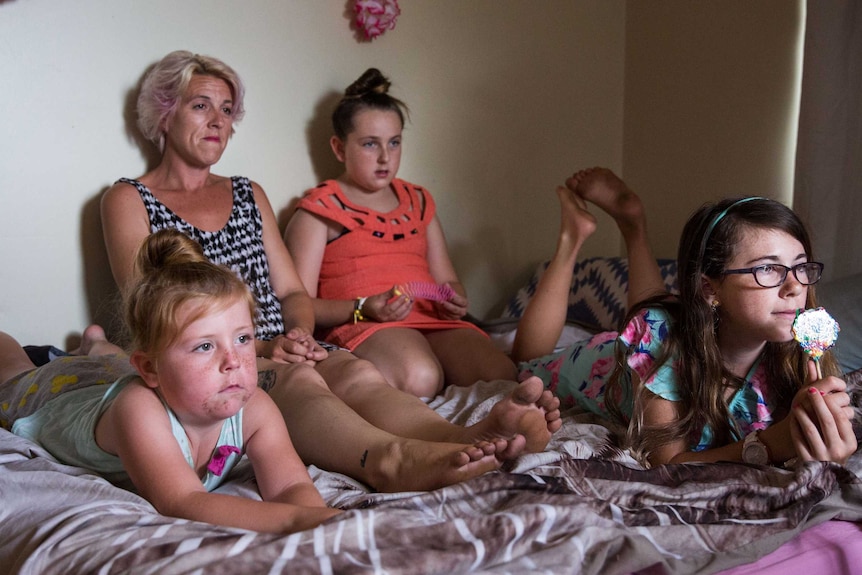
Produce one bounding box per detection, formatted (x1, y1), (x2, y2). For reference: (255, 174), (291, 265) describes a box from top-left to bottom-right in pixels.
(278, 90), (344, 232)
(75, 62), (164, 349)
(306, 90), (344, 186)
(277, 196), (302, 235)
(448, 224), (538, 321)
(77, 189), (125, 351)
(123, 62), (163, 174)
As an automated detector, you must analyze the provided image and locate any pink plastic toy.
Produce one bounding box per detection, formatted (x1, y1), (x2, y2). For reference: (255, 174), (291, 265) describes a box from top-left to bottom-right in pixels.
(395, 281), (456, 302)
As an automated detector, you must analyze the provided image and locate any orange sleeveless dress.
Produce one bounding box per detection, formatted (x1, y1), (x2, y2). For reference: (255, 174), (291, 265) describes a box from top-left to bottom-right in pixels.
(296, 179), (487, 350)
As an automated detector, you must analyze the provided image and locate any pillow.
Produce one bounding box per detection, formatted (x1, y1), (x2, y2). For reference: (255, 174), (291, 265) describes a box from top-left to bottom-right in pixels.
(847, 367), (862, 388)
(502, 256), (678, 331)
(816, 272), (862, 375)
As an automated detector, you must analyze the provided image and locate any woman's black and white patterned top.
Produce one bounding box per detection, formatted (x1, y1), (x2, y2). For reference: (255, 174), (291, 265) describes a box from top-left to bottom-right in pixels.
(119, 176), (285, 341)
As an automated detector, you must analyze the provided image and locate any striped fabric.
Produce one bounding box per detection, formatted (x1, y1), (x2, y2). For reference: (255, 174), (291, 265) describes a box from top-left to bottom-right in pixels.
(502, 256), (679, 331)
(3, 381), (861, 574)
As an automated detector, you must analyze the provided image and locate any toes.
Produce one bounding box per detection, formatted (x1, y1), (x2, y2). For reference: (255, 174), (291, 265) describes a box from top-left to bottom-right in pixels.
(558, 184), (592, 212)
(452, 450), (471, 468)
(512, 376), (544, 405)
(498, 434), (527, 460)
(491, 438), (508, 453)
(82, 324), (107, 343)
(538, 389), (560, 410)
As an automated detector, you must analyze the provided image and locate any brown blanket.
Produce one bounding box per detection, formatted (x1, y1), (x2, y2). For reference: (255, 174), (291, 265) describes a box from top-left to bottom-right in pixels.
(2, 380), (860, 575)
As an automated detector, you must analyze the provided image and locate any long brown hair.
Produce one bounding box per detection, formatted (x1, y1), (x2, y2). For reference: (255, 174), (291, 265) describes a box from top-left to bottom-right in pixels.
(606, 197), (837, 464)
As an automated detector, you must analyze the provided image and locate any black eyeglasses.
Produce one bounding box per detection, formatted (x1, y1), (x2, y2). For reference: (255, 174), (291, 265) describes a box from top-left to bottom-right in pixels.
(722, 262), (824, 288)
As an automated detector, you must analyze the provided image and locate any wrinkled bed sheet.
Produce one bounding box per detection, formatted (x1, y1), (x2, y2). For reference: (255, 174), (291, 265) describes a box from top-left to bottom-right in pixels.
(2, 380), (861, 575)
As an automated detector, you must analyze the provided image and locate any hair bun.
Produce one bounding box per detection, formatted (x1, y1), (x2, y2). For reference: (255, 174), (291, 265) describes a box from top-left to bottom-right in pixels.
(136, 229), (208, 277)
(332, 68), (408, 139)
(345, 68), (390, 98)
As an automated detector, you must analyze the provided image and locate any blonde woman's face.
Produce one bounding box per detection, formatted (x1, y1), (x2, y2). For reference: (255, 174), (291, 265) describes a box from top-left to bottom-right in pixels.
(163, 75), (235, 168)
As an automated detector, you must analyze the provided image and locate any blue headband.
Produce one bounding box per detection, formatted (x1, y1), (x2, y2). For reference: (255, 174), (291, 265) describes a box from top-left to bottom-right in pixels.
(698, 196), (767, 271)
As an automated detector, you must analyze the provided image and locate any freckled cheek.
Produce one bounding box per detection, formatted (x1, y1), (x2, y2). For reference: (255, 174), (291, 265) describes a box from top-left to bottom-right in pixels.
(239, 353), (256, 370)
(239, 353), (258, 386)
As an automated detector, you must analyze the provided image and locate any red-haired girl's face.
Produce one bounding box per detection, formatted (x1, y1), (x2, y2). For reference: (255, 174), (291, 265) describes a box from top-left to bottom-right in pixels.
(147, 298), (257, 427)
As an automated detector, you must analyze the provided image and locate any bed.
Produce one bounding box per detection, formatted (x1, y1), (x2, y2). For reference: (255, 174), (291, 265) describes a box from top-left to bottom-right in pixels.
(2, 258), (860, 575)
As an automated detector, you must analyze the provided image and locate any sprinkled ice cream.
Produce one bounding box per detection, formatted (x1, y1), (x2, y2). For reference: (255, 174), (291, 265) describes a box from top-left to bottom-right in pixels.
(792, 307), (840, 361)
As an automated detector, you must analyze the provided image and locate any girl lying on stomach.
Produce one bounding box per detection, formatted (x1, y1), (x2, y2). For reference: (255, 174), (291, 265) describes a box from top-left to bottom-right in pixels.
(0, 229), (341, 534)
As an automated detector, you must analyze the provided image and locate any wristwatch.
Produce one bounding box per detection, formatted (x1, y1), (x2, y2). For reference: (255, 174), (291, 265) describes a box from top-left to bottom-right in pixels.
(742, 431), (770, 465)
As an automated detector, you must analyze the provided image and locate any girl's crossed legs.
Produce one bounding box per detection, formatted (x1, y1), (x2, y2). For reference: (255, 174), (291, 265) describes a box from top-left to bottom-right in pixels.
(513, 167), (665, 363)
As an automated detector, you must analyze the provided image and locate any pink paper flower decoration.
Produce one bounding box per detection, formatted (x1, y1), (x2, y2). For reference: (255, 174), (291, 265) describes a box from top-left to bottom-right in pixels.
(354, 0), (400, 41)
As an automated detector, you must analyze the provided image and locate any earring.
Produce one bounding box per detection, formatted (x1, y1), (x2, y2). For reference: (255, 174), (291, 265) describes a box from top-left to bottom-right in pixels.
(711, 299), (720, 312)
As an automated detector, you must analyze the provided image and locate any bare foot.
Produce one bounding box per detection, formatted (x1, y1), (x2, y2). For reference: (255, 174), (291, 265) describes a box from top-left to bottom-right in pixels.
(69, 325), (124, 357)
(466, 377), (560, 453)
(554, 184), (597, 257)
(370, 437), (512, 492)
(566, 167), (645, 237)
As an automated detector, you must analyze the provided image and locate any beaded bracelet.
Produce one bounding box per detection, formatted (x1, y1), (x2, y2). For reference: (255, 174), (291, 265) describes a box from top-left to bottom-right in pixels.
(353, 297), (367, 324)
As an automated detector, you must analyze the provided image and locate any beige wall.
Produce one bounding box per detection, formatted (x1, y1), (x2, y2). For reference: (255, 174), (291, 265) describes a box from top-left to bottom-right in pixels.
(623, 0), (804, 257)
(0, 1), (801, 348)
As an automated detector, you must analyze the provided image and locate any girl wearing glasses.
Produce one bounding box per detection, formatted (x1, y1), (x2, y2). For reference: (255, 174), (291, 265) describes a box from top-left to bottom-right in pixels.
(512, 167), (856, 467)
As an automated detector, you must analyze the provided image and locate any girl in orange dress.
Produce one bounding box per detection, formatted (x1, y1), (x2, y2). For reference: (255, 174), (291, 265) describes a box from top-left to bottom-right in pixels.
(285, 68), (517, 398)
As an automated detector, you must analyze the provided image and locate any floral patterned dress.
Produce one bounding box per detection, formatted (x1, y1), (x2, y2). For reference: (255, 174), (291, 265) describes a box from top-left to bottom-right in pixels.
(519, 307), (779, 451)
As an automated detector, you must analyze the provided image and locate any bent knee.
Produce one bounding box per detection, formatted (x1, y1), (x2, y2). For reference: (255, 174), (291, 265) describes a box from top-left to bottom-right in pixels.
(324, 356), (383, 393)
(390, 358), (444, 398)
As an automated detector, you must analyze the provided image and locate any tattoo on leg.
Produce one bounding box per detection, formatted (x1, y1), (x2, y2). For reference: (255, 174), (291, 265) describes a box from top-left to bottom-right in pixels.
(257, 369), (276, 393)
(360, 449), (368, 468)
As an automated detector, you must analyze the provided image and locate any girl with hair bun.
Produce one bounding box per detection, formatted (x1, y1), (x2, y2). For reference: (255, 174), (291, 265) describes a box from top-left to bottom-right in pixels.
(1, 229), (341, 533)
(286, 68), (520, 399)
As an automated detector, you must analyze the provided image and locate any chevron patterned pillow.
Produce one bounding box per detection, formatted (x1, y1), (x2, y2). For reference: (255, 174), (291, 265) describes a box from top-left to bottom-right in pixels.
(501, 256), (678, 331)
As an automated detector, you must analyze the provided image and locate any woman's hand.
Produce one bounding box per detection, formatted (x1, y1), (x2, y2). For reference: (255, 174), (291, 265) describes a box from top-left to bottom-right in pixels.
(362, 287), (413, 322)
(435, 288), (467, 320)
(258, 328), (328, 366)
(789, 361), (857, 465)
